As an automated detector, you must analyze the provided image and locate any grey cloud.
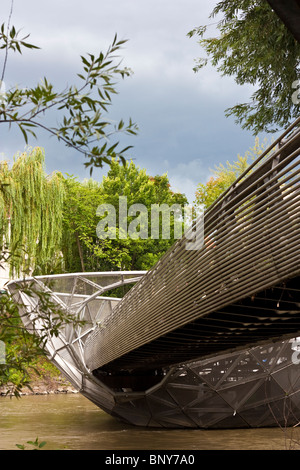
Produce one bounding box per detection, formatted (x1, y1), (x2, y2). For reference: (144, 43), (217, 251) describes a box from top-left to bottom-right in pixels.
(1, 0), (266, 204)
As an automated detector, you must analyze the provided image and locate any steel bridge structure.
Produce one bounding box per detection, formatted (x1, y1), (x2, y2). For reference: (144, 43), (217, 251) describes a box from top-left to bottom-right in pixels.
(7, 118), (300, 428)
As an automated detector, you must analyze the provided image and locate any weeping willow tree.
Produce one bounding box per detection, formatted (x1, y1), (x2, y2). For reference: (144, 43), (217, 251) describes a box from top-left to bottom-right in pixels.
(0, 147), (65, 277)
(0, 148), (84, 398)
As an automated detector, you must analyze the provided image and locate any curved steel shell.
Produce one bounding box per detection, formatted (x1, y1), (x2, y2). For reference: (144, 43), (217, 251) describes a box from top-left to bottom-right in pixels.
(7, 272), (300, 429)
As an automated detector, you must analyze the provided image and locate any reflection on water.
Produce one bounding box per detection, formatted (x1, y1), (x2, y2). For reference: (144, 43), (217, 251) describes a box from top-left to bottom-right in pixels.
(0, 394), (300, 450)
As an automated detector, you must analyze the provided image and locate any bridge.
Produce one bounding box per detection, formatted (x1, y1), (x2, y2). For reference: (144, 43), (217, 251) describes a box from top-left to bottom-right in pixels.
(84, 117), (300, 373)
(7, 117), (300, 428)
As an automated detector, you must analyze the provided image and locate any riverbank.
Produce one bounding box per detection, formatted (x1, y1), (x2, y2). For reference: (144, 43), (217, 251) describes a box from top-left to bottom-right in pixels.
(0, 377), (78, 396)
(0, 361), (78, 396)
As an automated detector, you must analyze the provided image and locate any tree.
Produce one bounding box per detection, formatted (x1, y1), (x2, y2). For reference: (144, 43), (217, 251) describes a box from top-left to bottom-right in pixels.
(194, 137), (268, 210)
(188, 0), (300, 134)
(0, 3), (138, 172)
(97, 159), (188, 271)
(0, 147), (65, 277)
(61, 176), (103, 273)
(0, 279), (84, 396)
(62, 159), (188, 272)
(0, 148), (77, 396)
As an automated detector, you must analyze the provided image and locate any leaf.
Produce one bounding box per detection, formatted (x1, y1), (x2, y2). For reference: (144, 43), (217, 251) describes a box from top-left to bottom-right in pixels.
(10, 26), (16, 38)
(81, 55), (90, 67)
(16, 444), (25, 450)
(26, 440), (36, 446)
(20, 41), (40, 50)
(18, 125), (28, 144)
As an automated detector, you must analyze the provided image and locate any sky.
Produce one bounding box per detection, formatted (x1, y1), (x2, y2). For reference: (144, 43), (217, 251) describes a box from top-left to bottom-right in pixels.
(0, 0), (267, 203)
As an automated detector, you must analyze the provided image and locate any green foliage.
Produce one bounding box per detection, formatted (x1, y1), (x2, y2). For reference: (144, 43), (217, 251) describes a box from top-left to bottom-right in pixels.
(95, 159), (188, 270)
(16, 437), (47, 450)
(0, 287), (45, 396)
(0, 148), (188, 275)
(0, 16), (138, 170)
(32, 357), (61, 379)
(0, 278), (85, 396)
(188, 0), (300, 133)
(61, 176), (103, 272)
(0, 147), (65, 277)
(0, 22), (39, 56)
(194, 137), (268, 210)
(62, 159), (188, 272)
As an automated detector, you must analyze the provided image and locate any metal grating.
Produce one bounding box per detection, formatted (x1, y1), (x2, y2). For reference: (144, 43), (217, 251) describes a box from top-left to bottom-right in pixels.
(84, 118), (300, 373)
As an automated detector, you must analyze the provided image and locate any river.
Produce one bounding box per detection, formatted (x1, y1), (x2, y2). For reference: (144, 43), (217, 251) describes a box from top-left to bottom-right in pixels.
(0, 393), (300, 451)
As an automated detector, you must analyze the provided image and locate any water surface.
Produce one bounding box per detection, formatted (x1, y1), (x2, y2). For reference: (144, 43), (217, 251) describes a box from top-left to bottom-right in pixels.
(0, 394), (299, 450)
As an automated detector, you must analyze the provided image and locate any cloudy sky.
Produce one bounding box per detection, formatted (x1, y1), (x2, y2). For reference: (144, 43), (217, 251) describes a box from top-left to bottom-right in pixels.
(0, 0), (267, 203)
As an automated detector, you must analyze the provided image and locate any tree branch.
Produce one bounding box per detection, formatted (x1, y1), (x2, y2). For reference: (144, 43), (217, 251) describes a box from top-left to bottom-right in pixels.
(1, 0), (14, 83)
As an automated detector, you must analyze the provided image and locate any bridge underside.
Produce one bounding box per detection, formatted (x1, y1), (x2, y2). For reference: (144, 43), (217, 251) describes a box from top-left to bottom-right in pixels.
(93, 276), (300, 379)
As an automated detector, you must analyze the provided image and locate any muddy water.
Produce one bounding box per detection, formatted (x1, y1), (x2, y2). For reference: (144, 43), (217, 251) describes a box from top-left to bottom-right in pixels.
(0, 394), (299, 450)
